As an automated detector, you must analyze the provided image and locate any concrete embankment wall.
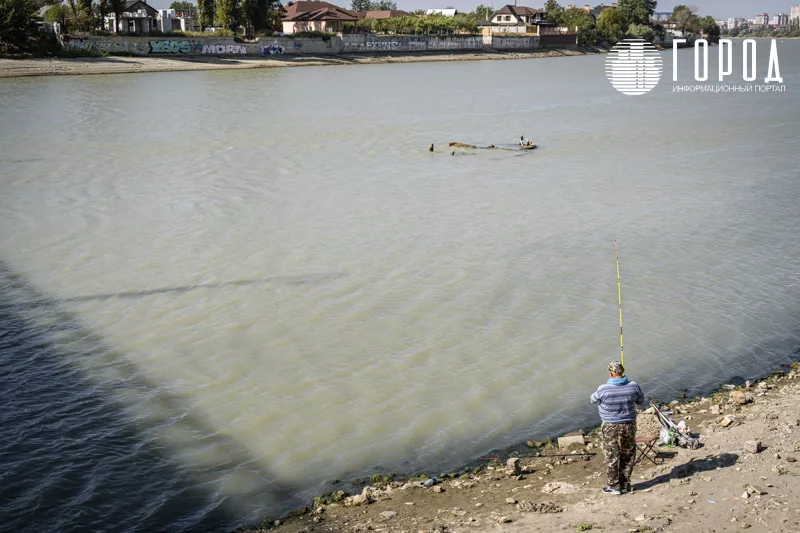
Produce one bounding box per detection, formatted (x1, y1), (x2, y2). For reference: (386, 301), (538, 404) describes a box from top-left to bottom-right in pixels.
(61, 34), (565, 57)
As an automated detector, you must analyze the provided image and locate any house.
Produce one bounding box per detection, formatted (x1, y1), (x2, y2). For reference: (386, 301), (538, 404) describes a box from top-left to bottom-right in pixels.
(156, 8), (198, 32)
(490, 5), (547, 25)
(105, 0), (158, 33)
(424, 9), (457, 17)
(282, 1), (359, 33)
(364, 10), (411, 19)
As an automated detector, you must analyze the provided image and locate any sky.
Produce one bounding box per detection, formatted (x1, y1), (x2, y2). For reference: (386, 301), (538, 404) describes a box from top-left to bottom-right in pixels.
(150, 0), (797, 21)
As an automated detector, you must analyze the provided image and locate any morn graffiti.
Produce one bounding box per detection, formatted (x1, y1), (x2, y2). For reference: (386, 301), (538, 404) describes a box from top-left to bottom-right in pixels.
(203, 44), (247, 55)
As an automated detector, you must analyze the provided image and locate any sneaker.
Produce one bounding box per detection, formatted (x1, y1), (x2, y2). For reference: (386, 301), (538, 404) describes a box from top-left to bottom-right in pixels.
(602, 486), (621, 495)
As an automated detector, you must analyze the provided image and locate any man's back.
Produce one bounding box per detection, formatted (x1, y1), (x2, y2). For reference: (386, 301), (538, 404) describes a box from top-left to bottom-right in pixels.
(590, 377), (645, 424)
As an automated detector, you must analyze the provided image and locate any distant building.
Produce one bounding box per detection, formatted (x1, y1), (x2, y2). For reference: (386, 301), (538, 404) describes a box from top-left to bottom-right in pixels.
(490, 5), (546, 25)
(791, 6), (800, 22)
(364, 10), (410, 19)
(652, 11), (671, 22)
(424, 9), (457, 17)
(104, 0), (158, 33)
(771, 13), (788, 27)
(754, 12), (769, 26)
(156, 8), (197, 32)
(281, 1), (358, 34)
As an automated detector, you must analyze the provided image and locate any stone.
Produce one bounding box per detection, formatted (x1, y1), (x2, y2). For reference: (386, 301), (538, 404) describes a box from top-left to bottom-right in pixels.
(635, 514), (647, 522)
(746, 485), (767, 495)
(643, 406), (656, 414)
(494, 516), (511, 524)
(557, 435), (586, 448)
(651, 517), (671, 529)
(381, 511), (397, 520)
(506, 498), (517, 504)
(744, 440), (763, 454)
(785, 456), (797, 463)
(505, 458), (521, 476)
(742, 491), (749, 499)
(432, 486), (443, 493)
(540, 481), (579, 494)
(710, 405), (721, 415)
(720, 416), (733, 427)
(730, 390), (753, 405)
(516, 500), (563, 513)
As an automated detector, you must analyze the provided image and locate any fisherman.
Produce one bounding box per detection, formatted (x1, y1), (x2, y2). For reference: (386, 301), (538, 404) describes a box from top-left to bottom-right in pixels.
(429, 143), (434, 152)
(590, 361), (646, 495)
(519, 135), (525, 147)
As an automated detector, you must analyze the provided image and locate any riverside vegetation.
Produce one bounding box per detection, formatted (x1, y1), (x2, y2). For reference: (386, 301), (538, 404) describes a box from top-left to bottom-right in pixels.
(238, 360), (800, 533)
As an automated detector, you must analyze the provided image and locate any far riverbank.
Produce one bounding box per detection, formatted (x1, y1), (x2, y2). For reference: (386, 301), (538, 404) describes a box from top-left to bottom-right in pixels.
(0, 47), (605, 79)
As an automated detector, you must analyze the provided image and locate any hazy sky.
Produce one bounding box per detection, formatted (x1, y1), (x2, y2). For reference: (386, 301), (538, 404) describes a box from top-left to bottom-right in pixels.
(150, 0), (795, 21)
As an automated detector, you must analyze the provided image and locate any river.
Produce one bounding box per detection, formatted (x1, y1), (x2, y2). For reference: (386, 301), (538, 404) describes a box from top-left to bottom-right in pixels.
(1, 39), (799, 532)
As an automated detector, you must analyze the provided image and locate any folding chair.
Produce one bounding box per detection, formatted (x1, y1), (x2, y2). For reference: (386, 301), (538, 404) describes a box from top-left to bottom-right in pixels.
(633, 436), (662, 466)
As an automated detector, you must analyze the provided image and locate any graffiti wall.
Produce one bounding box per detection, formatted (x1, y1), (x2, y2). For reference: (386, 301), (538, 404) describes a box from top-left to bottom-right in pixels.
(62, 34), (544, 57)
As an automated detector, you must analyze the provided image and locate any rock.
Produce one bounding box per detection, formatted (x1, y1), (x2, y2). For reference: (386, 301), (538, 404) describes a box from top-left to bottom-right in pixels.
(744, 440), (763, 454)
(651, 517), (671, 529)
(506, 498), (517, 504)
(785, 456), (797, 463)
(494, 516), (512, 524)
(710, 405), (721, 415)
(516, 500), (563, 513)
(635, 514), (647, 522)
(746, 380), (752, 389)
(505, 458), (521, 476)
(669, 478), (688, 486)
(432, 486), (443, 493)
(730, 390), (752, 405)
(643, 406), (656, 414)
(540, 481), (579, 494)
(345, 487), (375, 506)
(720, 416), (733, 427)
(381, 511), (397, 520)
(557, 435), (586, 448)
(746, 485), (767, 495)
(274, 520), (281, 526)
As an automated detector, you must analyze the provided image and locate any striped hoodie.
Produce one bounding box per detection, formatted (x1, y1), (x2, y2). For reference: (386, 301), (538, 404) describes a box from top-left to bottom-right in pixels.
(590, 376), (646, 424)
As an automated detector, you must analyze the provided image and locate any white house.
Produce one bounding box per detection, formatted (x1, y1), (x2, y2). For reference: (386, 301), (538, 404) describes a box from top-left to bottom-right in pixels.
(156, 8), (198, 32)
(105, 0), (158, 33)
(424, 9), (457, 16)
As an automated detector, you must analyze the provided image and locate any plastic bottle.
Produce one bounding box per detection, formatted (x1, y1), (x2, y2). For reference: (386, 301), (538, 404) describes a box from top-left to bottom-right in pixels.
(423, 477), (438, 487)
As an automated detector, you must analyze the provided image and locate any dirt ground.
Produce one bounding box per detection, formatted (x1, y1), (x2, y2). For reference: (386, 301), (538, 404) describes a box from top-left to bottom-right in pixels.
(0, 48), (596, 78)
(241, 362), (800, 533)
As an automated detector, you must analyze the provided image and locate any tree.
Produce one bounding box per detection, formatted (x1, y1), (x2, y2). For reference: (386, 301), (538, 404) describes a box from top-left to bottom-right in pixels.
(370, 0), (396, 9)
(170, 0), (194, 8)
(350, 0), (370, 11)
(0, 0), (38, 38)
(672, 5), (699, 34)
(596, 7), (623, 43)
(198, 0), (214, 28)
(616, 0), (655, 26)
(242, 0), (278, 34)
(215, 0), (238, 30)
(699, 15), (719, 39)
(44, 2), (66, 23)
(627, 22), (654, 41)
(474, 4), (492, 20)
(108, 0), (126, 31)
(543, 0), (564, 24)
(561, 6), (597, 45)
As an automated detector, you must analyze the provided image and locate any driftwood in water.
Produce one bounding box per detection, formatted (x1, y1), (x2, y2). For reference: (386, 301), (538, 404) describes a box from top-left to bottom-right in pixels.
(449, 142), (477, 149)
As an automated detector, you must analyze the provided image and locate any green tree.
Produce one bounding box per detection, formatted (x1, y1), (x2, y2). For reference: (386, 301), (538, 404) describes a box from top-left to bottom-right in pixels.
(198, 0), (214, 28)
(474, 4), (491, 20)
(616, 0), (655, 26)
(370, 0), (396, 9)
(699, 15), (719, 39)
(561, 6), (596, 45)
(626, 22), (654, 41)
(350, 0), (370, 11)
(242, 0), (278, 34)
(44, 2), (66, 23)
(170, 0), (194, 8)
(0, 0), (38, 37)
(215, 0), (238, 30)
(672, 5), (699, 34)
(544, 0), (564, 24)
(596, 7), (623, 43)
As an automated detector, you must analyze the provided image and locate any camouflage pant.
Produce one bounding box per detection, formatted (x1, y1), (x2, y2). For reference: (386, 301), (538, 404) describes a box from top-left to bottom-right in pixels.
(601, 422), (637, 489)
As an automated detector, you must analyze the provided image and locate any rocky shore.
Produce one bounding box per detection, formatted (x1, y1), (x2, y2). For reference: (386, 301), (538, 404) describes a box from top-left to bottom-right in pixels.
(239, 360), (800, 533)
(0, 48), (600, 79)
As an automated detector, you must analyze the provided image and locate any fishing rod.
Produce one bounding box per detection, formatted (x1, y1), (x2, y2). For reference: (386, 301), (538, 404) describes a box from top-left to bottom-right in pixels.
(614, 240), (625, 367)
